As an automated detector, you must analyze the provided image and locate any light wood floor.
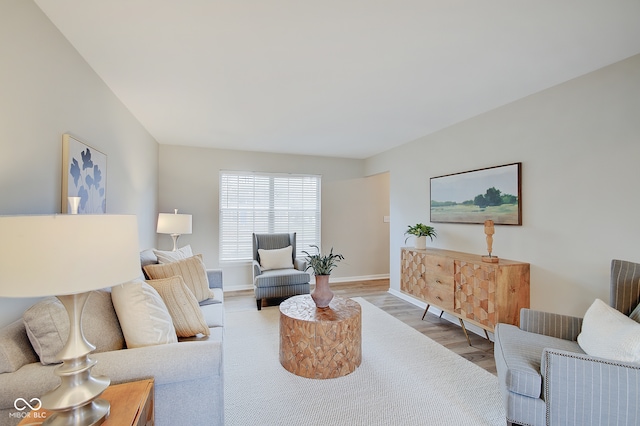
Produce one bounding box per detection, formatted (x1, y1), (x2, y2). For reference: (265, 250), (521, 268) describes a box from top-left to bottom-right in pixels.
(224, 279), (497, 375)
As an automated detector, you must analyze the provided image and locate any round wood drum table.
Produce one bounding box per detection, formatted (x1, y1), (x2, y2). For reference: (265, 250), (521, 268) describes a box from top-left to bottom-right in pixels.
(279, 294), (362, 379)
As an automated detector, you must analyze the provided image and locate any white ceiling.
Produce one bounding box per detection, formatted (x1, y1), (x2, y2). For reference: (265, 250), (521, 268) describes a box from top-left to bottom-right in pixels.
(34, 1), (640, 159)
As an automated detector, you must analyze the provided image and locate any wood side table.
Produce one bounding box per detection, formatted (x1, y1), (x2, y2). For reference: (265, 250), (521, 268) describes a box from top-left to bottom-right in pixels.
(279, 295), (361, 379)
(18, 378), (154, 426)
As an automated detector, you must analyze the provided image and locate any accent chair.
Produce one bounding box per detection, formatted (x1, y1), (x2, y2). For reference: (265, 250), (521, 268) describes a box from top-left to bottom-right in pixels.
(252, 232), (310, 310)
(494, 259), (640, 426)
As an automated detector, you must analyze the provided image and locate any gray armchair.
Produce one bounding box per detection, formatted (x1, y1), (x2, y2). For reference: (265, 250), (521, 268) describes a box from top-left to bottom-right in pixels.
(252, 233), (310, 310)
(494, 259), (640, 426)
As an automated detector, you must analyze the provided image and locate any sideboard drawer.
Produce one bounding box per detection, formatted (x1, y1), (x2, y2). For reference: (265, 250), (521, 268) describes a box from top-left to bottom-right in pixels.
(423, 272), (454, 310)
(423, 255), (454, 276)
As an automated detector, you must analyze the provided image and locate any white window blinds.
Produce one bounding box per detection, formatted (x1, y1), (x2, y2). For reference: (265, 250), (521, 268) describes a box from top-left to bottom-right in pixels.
(219, 171), (321, 261)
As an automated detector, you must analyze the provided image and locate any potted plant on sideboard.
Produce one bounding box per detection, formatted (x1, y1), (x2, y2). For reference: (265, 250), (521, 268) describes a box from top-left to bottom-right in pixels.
(404, 223), (437, 250)
(302, 245), (345, 308)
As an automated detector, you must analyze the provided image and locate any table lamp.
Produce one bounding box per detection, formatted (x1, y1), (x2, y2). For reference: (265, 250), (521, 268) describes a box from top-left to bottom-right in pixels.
(157, 209), (192, 251)
(0, 215), (140, 426)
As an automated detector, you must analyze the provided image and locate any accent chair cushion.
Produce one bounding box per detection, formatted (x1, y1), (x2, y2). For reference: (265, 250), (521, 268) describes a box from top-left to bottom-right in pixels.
(494, 323), (582, 399)
(23, 290), (125, 365)
(577, 298), (640, 363)
(143, 254), (212, 302)
(153, 245), (193, 264)
(147, 276), (210, 337)
(254, 268), (310, 288)
(111, 280), (178, 348)
(629, 302), (640, 323)
(258, 246), (294, 270)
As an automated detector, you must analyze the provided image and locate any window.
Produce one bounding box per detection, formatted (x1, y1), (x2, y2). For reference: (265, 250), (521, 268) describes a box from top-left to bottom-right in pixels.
(219, 171), (321, 261)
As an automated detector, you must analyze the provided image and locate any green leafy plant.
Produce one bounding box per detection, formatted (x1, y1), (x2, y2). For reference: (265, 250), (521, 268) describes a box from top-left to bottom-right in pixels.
(404, 223), (437, 243)
(302, 245), (345, 276)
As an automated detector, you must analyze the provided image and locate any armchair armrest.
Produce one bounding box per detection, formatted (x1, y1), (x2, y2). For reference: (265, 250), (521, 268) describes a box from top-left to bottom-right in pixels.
(294, 258), (307, 271)
(252, 260), (262, 281)
(543, 348), (640, 425)
(520, 308), (583, 340)
(206, 269), (223, 289)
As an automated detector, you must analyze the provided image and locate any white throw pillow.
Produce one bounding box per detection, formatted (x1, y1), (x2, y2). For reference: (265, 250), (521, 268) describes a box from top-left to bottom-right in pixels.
(577, 298), (640, 363)
(153, 245), (193, 264)
(111, 280), (178, 348)
(258, 246), (294, 270)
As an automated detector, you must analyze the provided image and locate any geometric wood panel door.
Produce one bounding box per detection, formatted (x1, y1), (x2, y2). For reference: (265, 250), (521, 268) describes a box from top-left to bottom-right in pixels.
(454, 260), (497, 329)
(400, 249), (428, 300)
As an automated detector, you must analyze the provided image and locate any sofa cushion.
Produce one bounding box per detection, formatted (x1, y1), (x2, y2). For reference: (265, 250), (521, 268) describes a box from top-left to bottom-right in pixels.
(23, 290), (125, 365)
(144, 254), (212, 302)
(111, 280), (178, 348)
(494, 323), (583, 399)
(147, 276), (210, 337)
(0, 320), (38, 373)
(577, 298), (640, 363)
(258, 246), (293, 270)
(153, 245), (193, 264)
(255, 268), (310, 288)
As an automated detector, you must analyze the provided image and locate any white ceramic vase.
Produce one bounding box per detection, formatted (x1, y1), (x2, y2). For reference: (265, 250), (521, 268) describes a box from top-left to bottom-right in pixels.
(414, 236), (427, 250)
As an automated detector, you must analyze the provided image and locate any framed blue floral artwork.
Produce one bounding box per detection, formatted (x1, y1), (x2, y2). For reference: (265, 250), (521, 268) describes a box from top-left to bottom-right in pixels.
(61, 134), (107, 214)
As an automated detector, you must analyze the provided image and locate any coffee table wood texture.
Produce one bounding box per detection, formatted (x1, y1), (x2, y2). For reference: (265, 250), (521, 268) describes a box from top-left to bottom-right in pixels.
(18, 379), (154, 426)
(279, 295), (361, 379)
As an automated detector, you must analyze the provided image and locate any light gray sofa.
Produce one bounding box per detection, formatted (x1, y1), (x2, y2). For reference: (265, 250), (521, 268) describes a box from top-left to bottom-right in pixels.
(494, 259), (640, 426)
(0, 250), (224, 426)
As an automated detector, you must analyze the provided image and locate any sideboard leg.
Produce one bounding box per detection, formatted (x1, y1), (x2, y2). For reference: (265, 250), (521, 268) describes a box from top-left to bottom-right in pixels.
(459, 318), (472, 346)
(421, 304), (431, 320)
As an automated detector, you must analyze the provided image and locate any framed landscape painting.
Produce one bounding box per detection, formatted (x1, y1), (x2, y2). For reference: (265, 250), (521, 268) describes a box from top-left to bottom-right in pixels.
(61, 134), (107, 214)
(430, 163), (521, 225)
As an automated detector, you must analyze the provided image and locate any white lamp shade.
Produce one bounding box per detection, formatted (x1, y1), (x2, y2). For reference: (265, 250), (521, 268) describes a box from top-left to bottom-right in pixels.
(157, 212), (192, 235)
(0, 215), (140, 298)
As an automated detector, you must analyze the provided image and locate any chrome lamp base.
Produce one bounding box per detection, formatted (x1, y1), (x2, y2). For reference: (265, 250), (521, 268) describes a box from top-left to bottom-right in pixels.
(170, 233), (181, 251)
(40, 293), (110, 426)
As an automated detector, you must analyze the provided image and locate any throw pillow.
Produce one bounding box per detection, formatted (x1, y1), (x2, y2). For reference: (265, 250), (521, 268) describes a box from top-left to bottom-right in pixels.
(23, 290), (125, 365)
(143, 254), (212, 302)
(146, 276), (210, 337)
(153, 245), (193, 264)
(577, 298), (640, 363)
(258, 245), (294, 270)
(0, 320), (38, 373)
(629, 302), (640, 323)
(111, 280), (178, 348)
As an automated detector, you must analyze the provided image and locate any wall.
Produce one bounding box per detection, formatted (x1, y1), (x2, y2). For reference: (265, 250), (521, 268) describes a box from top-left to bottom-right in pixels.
(158, 145), (390, 290)
(0, 0), (159, 326)
(366, 54), (640, 317)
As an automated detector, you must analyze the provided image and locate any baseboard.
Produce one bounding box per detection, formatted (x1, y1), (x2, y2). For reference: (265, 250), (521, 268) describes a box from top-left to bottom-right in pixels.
(223, 283), (253, 292)
(328, 274), (389, 283)
(388, 289), (494, 341)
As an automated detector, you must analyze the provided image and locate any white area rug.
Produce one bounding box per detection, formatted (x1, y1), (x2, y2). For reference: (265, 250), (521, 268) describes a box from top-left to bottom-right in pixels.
(224, 297), (505, 425)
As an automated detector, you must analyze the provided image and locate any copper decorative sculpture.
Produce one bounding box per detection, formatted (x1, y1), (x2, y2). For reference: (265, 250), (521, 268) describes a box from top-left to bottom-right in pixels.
(482, 220), (499, 263)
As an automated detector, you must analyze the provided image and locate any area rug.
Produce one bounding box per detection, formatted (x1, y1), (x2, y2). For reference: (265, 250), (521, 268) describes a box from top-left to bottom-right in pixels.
(224, 297), (505, 425)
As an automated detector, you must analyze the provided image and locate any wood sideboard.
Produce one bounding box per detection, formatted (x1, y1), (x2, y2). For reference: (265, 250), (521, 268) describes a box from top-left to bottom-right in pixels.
(400, 247), (529, 337)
